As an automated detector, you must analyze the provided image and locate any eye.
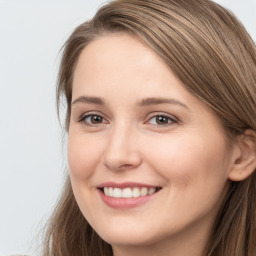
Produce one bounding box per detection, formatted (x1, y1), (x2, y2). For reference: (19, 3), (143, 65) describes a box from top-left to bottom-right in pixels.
(147, 114), (176, 126)
(79, 114), (108, 126)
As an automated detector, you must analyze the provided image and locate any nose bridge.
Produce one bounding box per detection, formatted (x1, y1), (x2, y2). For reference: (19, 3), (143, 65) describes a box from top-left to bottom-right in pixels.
(102, 120), (141, 171)
(110, 121), (131, 149)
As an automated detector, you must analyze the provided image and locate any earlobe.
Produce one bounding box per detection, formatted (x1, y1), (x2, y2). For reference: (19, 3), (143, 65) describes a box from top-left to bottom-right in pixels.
(228, 129), (256, 182)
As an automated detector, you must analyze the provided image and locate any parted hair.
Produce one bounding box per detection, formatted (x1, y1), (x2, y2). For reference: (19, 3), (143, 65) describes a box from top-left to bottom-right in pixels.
(42, 0), (256, 255)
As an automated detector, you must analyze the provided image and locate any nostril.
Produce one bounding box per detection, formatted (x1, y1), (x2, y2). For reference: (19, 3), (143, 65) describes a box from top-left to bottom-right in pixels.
(102, 158), (141, 172)
(118, 163), (133, 169)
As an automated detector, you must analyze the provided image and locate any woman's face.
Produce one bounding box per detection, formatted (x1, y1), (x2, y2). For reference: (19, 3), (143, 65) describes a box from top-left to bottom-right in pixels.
(68, 33), (234, 251)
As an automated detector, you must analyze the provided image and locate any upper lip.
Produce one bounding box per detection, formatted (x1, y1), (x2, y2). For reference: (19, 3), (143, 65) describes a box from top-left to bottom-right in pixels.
(97, 182), (161, 189)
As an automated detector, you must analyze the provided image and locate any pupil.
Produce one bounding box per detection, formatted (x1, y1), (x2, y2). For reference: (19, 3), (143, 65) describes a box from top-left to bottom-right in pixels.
(92, 115), (102, 124)
(156, 116), (168, 124)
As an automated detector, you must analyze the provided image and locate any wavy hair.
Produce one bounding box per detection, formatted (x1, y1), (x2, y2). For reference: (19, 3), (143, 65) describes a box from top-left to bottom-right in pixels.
(43, 0), (256, 255)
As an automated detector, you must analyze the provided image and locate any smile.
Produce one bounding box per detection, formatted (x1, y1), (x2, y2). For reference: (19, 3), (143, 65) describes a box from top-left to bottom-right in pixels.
(101, 187), (161, 198)
(97, 182), (162, 208)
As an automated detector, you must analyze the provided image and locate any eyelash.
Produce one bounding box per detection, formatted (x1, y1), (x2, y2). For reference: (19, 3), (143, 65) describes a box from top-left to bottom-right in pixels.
(78, 112), (178, 128)
(146, 113), (178, 127)
(78, 112), (108, 127)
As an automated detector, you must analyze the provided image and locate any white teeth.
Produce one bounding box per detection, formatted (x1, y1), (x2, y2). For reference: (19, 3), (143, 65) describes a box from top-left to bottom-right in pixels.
(140, 187), (148, 196)
(148, 187), (156, 195)
(109, 187), (114, 197)
(132, 187), (140, 197)
(103, 187), (109, 195)
(102, 186), (159, 198)
(122, 188), (133, 198)
(113, 188), (122, 198)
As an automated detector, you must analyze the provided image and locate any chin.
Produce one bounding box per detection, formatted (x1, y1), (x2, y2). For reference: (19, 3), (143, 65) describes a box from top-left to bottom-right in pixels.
(93, 223), (157, 246)
(101, 232), (155, 247)
(96, 221), (172, 247)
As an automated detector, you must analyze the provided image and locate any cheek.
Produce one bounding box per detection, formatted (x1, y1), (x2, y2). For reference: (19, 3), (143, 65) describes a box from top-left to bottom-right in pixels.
(144, 134), (230, 226)
(144, 133), (229, 190)
(67, 133), (103, 181)
(67, 134), (102, 218)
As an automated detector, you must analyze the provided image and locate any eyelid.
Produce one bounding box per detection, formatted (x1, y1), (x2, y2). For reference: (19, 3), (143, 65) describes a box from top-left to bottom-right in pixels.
(145, 112), (179, 126)
(78, 111), (109, 126)
(76, 111), (179, 127)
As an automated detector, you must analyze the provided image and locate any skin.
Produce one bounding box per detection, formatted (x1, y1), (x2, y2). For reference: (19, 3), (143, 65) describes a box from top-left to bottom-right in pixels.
(68, 33), (238, 256)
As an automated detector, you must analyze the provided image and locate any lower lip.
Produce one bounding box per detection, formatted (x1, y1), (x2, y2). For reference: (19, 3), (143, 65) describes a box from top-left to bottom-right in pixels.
(98, 189), (158, 209)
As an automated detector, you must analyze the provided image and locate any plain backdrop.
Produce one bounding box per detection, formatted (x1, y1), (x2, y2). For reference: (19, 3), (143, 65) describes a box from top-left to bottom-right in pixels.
(0, 0), (255, 255)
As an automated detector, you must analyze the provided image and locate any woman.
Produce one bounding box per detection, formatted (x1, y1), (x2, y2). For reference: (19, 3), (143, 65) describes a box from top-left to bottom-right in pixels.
(43, 0), (256, 255)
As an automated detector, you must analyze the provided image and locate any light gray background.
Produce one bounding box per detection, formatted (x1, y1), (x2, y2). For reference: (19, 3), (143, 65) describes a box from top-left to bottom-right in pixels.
(0, 0), (255, 255)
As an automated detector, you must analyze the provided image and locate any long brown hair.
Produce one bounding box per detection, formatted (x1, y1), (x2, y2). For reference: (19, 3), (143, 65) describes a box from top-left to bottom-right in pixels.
(43, 0), (256, 255)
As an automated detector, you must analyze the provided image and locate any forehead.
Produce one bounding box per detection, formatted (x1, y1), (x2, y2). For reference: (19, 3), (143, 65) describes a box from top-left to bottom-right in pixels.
(74, 33), (164, 80)
(72, 33), (186, 99)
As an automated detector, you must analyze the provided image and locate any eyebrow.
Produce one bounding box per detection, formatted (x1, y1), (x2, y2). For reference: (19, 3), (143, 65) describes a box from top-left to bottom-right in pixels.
(72, 96), (105, 105)
(72, 95), (189, 110)
(139, 97), (189, 110)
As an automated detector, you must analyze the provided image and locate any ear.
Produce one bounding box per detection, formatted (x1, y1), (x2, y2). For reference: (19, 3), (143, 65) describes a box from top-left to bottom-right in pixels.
(228, 129), (256, 181)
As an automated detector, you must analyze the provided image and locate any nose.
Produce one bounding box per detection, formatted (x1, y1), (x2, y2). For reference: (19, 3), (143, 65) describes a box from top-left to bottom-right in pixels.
(102, 124), (142, 172)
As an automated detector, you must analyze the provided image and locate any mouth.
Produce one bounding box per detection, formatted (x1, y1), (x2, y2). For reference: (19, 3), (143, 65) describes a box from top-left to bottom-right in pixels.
(98, 186), (162, 198)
